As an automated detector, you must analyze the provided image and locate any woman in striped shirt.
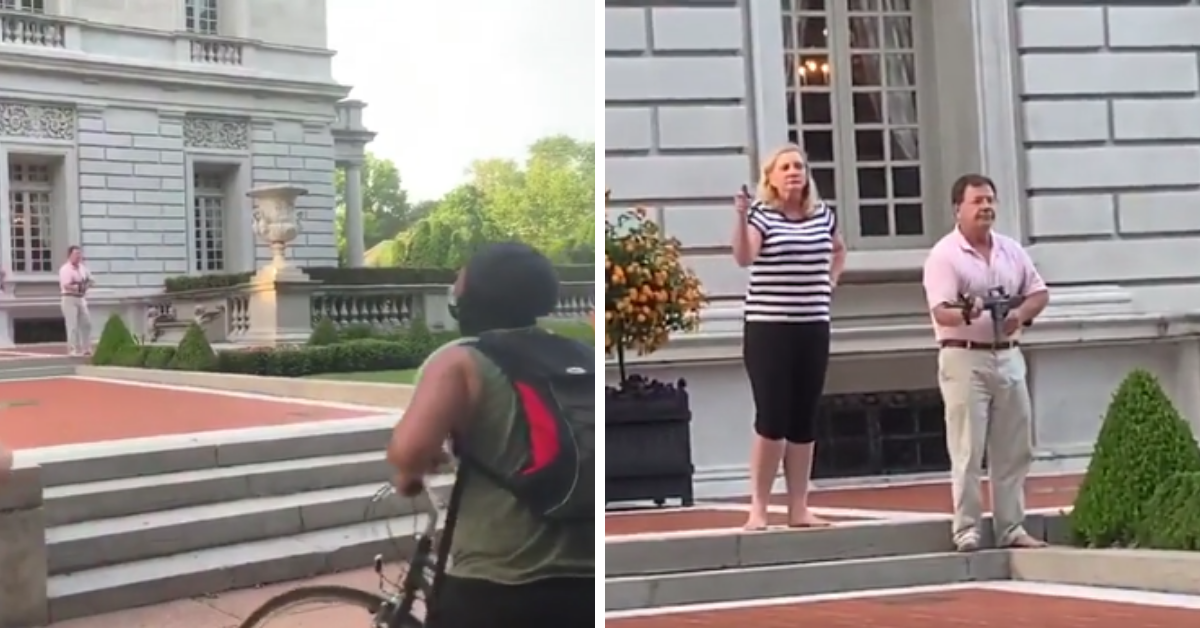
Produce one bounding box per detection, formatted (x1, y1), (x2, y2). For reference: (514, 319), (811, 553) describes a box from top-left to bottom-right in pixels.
(731, 145), (845, 530)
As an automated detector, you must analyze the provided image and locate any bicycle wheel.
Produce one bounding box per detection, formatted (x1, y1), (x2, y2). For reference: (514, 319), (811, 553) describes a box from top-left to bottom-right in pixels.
(236, 585), (421, 628)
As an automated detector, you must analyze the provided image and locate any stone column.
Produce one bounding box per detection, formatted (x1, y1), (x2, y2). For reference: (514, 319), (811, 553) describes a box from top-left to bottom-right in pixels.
(344, 161), (366, 268)
(1175, 338), (1200, 434)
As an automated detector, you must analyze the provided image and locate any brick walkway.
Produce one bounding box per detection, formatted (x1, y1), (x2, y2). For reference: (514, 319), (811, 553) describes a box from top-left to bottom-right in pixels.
(609, 589), (1200, 627)
(0, 378), (370, 448)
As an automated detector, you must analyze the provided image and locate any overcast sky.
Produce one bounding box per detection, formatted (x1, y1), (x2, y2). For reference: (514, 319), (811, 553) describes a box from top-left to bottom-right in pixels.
(328, 0), (595, 202)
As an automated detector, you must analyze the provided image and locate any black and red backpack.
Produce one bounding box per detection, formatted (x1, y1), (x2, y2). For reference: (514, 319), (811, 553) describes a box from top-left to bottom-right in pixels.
(452, 328), (595, 522)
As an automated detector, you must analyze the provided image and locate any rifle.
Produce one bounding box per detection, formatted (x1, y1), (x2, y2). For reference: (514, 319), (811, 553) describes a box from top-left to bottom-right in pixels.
(943, 287), (1033, 344)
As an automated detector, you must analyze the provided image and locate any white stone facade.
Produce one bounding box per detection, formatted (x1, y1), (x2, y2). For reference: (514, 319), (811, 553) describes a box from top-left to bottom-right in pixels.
(605, 0), (1200, 494)
(0, 0), (356, 294)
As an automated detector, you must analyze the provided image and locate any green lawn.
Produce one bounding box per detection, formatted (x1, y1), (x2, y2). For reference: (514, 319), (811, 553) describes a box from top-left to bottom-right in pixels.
(307, 320), (592, 385)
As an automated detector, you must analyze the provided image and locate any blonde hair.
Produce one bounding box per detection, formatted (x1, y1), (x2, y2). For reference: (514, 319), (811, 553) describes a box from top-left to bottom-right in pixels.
(756, 144), (820, 217)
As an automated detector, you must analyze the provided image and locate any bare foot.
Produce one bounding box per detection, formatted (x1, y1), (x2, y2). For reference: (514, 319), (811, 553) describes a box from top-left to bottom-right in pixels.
(787, 510), (831, 528)
(743, 511), (769, 531)
(1005, 534), (1049, 549)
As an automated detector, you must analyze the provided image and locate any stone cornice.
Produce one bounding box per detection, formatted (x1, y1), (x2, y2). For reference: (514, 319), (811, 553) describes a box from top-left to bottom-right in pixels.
(0, 49), (350, 101)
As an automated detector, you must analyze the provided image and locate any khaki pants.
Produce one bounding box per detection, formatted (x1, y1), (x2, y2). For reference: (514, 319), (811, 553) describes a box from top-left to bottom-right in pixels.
(61, 296), (92, 354)
(937, 347), (1034, 545)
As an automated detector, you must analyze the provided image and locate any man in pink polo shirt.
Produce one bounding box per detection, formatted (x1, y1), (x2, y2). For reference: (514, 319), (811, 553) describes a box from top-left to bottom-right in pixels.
(922, 173), (1050, 552)
(59, 245), (93, 356)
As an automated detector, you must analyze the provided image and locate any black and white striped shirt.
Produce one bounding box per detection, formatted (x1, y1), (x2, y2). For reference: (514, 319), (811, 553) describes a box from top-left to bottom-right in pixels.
(744, 202), (837, 323)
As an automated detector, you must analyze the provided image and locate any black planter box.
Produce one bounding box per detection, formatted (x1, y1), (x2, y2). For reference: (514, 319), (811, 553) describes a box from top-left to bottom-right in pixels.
(605, 377), (695, 508)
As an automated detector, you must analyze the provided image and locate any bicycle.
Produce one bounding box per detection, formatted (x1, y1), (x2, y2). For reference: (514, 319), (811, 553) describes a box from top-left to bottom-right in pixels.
(236, 480), (447, 628)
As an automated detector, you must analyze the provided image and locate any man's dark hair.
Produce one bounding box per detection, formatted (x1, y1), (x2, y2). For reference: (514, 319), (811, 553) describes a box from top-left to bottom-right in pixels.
(950, 173), (997, 206)
(66, 245), (81, 255)
(461, 242), (559, 328)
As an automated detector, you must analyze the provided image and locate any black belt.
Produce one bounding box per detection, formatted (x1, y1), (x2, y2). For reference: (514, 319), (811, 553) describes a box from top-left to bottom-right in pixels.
(940, 339), (1018, 351)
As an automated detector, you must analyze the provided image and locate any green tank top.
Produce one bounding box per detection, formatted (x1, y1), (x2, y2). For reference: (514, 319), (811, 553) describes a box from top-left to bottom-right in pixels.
(416, 331), (594, 584)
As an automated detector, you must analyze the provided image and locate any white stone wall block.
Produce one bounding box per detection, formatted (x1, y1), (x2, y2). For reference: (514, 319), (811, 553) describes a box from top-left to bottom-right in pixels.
(1017, 7), (1105, 49)
(1118, 191), (1200, 235)
(1025, 146), (1200, 190)
(657, 106), (749, 150)
(651, 8), (744, 52)
(1022, 101), (1109, 143)
(1028, 195), (1116, 238)
(606, 57), (746, 102)
(662, 205), (736, 249)
(684, 253), (748, 298)
(1021, 53), (1198, 96)
(102, 108), (160, 135)
(1031, 239), (1200, 284)
(606, 8), (648, 53)
(1108, 7), (1200, 48)
(605, 155), (752, 203)
(1111, 99), (1200, 141)
(605, 108), (653, 152)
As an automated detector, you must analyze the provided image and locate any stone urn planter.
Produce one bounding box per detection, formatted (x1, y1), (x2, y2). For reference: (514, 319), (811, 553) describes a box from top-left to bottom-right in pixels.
(606, 374), (694, 507)
(248, 184), (308, 282)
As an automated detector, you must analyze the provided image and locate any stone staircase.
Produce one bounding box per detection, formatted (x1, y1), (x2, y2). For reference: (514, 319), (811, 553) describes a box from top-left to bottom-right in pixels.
(605, 512), (1072, 614)
(23, 415), (446, 621)
(0, 355), (82, 381)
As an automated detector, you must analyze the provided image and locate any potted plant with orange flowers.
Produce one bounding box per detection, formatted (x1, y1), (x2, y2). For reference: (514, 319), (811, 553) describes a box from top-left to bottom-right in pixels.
(605, 197), (705, 508)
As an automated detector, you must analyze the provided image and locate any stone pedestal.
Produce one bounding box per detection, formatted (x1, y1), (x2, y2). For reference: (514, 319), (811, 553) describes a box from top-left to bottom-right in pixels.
(0, 463), (47, 628)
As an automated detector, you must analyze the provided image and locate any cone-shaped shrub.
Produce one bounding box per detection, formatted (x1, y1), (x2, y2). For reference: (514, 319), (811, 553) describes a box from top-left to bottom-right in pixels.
(91, 314), (136, 365)
(1070, 369), (1200, 547)
(167, 323), (217, 371)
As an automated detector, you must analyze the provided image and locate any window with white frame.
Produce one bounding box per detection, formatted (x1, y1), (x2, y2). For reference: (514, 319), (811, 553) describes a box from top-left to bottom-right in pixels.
(192, 169), (227, 272)
(8, 158), (55, 273)
(782, 0), (931, 250)
(184, 0), (218, 35)
(1, 0), (45, 12)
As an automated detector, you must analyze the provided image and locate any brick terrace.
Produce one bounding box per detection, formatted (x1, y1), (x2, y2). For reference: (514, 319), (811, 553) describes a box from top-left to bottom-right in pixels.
(0, 378), (372, 448)
(609, 589), (1200, 627)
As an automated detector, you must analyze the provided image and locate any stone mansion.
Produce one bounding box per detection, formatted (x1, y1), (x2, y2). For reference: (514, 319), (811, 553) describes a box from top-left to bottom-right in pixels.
(0, 0), (373, 318)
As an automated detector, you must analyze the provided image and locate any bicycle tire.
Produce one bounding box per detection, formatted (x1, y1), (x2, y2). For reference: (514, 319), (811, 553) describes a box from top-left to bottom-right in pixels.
(236, 584), (420, 628)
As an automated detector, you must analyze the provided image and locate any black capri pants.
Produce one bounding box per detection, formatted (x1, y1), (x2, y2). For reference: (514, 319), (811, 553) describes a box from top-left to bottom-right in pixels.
(742, 320), (831, 443)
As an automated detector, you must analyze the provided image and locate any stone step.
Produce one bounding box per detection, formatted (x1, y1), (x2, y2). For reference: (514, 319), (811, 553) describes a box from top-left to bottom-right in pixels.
(607, 520), (953, 577)
(23, 415), (397, 486)
(606, 511), (1071, 577)
(47, 513), (434, 622)
(0, 364), (77, 381)
(46, 476), (453, 575)
(43, 451), (391, 526)
(605, 550), (1010, 612)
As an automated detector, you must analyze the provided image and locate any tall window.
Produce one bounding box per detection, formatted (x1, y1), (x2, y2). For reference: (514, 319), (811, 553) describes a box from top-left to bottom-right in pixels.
(782, 0), (929, 249)
(185, 0), (218, 35)
(1, 0), (45, 12)
(192, 170), (226, 272)
(8, 159), (55, 273)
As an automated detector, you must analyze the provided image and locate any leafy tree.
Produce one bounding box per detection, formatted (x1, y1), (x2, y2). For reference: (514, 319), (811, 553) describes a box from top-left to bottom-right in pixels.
(401, 185), (505, 268)
(334, 152), (416, 265)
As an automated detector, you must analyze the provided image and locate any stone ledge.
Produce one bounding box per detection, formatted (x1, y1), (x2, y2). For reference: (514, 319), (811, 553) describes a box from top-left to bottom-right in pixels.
(1010, 546), (1200, 595)
(74, 366), (412, 409)
(0, 463), (47, 628)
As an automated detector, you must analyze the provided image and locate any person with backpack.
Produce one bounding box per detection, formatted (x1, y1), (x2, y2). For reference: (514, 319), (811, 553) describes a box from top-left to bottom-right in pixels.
(386, 242), (594, 628)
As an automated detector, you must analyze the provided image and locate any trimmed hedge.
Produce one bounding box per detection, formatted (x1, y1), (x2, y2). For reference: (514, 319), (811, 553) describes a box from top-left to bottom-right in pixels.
(1135, 471), (1200, 550)
(1070, 369), (1200, 547)
(308, 317), (340, 347)
(168, 323), (218, 371)
(163, 265), (595, 293)
(92, 314), (137, 365)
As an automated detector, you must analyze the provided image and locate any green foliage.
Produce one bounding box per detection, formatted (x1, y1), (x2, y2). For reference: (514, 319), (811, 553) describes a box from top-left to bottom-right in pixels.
(335, 153), (424, 266)
(164, 272), (253, 293)
(110, 345), (147, 367)
(1134, 471), (1200, 550)
(91, 314), (137, 365)
(167, 323), (218, 371)
(308, 318), (340, 347)
(1070, 369), (1200, 547)
(143, 346), (176, 369)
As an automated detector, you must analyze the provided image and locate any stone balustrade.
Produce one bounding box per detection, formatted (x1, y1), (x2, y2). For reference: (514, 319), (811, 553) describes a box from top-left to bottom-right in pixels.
(135, 279), (595, 346)
(0, 9), (332, 80)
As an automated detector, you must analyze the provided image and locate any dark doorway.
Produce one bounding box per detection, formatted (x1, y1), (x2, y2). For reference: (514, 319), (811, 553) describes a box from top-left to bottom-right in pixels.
(13, 317), (66, 344)
(813, 389), (948, 479)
